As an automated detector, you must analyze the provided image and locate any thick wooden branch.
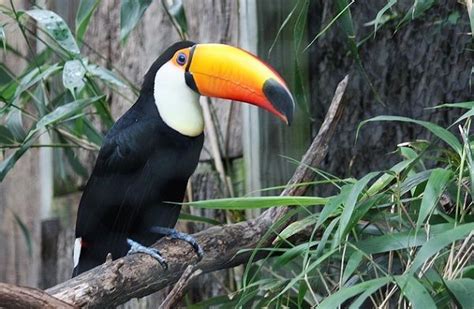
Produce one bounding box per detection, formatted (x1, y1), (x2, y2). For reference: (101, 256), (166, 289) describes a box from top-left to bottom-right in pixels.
(0, 283), (75, 309)
(42, 76), (348, 308)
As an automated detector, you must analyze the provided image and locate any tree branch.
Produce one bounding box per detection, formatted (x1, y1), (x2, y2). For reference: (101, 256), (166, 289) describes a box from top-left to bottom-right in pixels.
(0, 283), (75, 309)
(28, 76), (347, 308)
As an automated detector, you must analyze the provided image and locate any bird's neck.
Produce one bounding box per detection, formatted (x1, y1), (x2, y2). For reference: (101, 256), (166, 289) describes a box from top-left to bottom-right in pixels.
(153, 62), (204, 137)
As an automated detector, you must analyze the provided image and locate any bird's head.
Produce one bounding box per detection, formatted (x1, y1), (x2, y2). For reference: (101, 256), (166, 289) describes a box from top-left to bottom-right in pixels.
(142, 41), (295, 137)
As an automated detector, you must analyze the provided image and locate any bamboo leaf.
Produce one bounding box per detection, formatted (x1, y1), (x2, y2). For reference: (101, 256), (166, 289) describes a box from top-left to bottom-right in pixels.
(0, 125), (15, 144)
(120, 0), (152, 43)
(433, 101), (474, 110)
(395, 275), (436, 308)
(358, 115), (463, 155)
(354, 223), (454, 254)
(13, 64), (61, 104)
(445, 278), (474, 308)
(453, 108), (474, 126)
(417, 168), (452, 228)
(166, 0), (188, 37)
(5, 109), (26, 141)
(63, 60), (86, 93)
(26, 10), (80, 55)
(34, 96), (103, 131)
(87, 64), (127, 88)
(337, 172), (379, 242)
(342, 251), (363, 284)
(408, 223), (474, 275)
(277, 213), (318, 241)
(75, 0), (100, 42)
(11, 211), (33, 257)
(183, 196), (328, 210)
(318, 277), (392, 308)
(372, 0), (397, 34)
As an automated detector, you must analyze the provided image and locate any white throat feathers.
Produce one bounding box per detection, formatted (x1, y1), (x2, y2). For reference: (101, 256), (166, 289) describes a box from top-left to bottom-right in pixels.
(153, 62), (204, 137)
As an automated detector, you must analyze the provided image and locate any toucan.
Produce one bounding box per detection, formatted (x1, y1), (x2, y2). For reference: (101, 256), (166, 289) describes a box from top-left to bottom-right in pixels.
(72, 41), (295, 277)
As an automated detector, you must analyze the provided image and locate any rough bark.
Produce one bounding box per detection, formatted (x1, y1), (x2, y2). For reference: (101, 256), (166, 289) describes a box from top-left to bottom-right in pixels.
(307, 0), (472, 195)
(40, 76), (348, 308)
(0, 283), (75, 309)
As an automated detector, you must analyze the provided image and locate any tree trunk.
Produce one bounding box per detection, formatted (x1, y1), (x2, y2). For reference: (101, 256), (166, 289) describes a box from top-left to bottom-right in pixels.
(307, 0), (472, 195)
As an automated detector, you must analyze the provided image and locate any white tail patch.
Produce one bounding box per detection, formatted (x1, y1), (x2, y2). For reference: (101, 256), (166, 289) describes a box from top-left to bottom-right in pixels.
(73, 237), (82, 268)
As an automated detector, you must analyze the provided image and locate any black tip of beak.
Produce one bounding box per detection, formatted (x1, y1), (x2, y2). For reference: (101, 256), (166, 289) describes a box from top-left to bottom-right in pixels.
(263, 78), (295, 125)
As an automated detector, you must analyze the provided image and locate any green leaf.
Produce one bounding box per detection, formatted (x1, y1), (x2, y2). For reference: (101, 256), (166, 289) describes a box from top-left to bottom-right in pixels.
(358, 115), (463, 155)
(120, 0), (152, 42)
(342, 251), (363, 284)
(433, 101), (474, 110)
(11, 210), (33, 257)
(5, 109), (26, 141)
(26, 10), (80, 55)
(277, 213), (318, 241)
(445, 278), (474, 308)
(167, 0), (188, 37)
(0, 125), (15, 144)
(318, 277), (392, 308)
(13, 64), (61, 104)
(75, 0), (100, 42)
(408, 223), (474, 275)
(87, 64), (127, 88)
(395, 275), (436, 308)
(367, 159), (413, 195)
(372, 0), (396, 34)
(62, 60), (86, 93)
(0, 23), (5, 52)
(0, 137), (36, 181)
(398, 0), (436, 28)
(273, 240), (319, 268)
(453, 108), (474, 126)
(183, 196), (328, 210)
(400, 170), (432, 195)
(315, 185), (350, 228)
(268, 1), (299, 56)
(417, 168), (452, 228)
(337, 172), (379, 242)
(354, 223), (453, 254)
(34, 96), (103, 131)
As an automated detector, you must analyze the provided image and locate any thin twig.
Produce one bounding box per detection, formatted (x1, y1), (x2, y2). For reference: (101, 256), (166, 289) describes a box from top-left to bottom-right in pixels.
(159, 265), (202, 309)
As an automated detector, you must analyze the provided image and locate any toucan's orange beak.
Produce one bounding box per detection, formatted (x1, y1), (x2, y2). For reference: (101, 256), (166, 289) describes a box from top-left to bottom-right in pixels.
(185, 44), (295, 125)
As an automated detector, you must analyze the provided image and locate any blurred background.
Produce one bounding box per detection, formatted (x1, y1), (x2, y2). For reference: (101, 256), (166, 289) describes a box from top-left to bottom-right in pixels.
(0, 0), (472, 307)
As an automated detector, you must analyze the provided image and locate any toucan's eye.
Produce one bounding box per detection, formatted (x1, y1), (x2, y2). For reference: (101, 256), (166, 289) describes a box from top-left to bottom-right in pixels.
(177, 53), (187, 65)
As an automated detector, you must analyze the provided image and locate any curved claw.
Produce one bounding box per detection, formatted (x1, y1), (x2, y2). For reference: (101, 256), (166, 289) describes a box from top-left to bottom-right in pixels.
(150, 227), (204, 261)
(127, 238), (168, 269)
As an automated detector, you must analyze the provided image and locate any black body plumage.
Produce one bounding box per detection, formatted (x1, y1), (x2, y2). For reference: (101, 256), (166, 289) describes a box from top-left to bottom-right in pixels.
(73, 41), (202, 276)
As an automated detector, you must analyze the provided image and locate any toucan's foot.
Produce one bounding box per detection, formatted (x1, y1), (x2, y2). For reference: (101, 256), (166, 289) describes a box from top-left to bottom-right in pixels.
(150, 227), (204, 260)
(127, 238), (168, 269)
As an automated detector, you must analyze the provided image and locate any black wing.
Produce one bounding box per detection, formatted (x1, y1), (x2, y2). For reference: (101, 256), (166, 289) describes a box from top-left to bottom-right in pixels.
(75, 106), (161, 238)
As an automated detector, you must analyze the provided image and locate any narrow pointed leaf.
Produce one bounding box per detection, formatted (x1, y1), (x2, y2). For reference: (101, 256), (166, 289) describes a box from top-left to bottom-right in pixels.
(183, 196), (327, 210)
(395, 275), (436, 308)
(120, 0), (152, 42)
(358, 115), (462, 155)
(26, 10), (80, 55)
(75, 0), (101, 42)
(417, 168), (452, 228)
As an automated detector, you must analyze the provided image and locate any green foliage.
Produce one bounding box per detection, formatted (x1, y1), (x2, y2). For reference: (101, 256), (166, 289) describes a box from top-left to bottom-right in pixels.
(120, 0), (153, 43)
(198, 102), (472, 308)
(75, 0), (100, 43)
(0, 5), (129, 182)
(1, 2), (472, 308)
